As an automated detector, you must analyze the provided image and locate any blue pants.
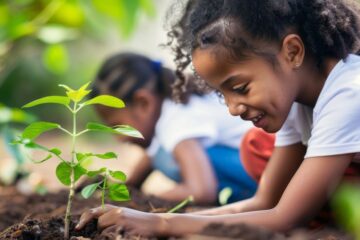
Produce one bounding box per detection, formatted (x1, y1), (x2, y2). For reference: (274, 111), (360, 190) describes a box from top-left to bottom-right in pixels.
(151, 145), (257, 203)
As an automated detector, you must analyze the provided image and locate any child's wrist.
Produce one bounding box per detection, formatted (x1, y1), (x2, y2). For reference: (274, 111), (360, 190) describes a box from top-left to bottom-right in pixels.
(157, 213), (172, 235)
(157, 213), (207, 236)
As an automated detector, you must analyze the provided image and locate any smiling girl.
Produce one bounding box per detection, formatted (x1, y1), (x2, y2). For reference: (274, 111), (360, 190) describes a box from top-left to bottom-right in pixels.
(76, 0), (360, 236)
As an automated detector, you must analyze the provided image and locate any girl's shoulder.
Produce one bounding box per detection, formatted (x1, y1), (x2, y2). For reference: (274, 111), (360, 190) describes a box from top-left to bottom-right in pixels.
(314, 54), (360, 114)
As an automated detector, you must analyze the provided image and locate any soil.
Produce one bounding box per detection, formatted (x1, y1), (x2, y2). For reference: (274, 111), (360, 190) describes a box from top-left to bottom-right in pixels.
(0, 185), (354, 240)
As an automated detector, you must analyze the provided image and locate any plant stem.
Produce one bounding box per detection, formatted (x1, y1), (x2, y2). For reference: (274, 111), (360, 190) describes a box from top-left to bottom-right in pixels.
(64, 103), (78, 240)
(167, 196), (194, 213)
(59, 126), (73, 136)
(101, 174), (107, 209)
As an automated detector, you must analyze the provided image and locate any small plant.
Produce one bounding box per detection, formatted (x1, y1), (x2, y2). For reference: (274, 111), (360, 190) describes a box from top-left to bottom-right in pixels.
(167, 195), (194, 213)
(14, 82), (143, 239)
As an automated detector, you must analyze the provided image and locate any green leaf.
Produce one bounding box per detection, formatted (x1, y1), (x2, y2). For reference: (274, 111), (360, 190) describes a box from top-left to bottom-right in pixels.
(42, 43), (69, 75)
(86, 122), (114, 133)
(22, 96), (70, 108)
(13, 138), (61, 164)
(95, 152), (117, 159)
(74, 164), (87, 182)
(49, 148), (62, 156)
(56, 162), (72, 185)
(81, 182), (101, 199)
(108, 183), (130, 201)
(87, 122), (143, 139)
(219, 187), (233, 205)
(22, 121), (60, 140)
(79, 82), (91, 91)
(76, 152), (89, 162)
(87, 167), (107, 177)
(59, 82), (91, 103)
(114, 125), (143, 138)
(58, 84), (74, 92)
(76, 152), (117, 162)
(13, 138), (48, 151)
(56, 162), (86, 186)
(109, 170), (126, 182)
(82, 95), (125, 108)
(29, 153), (53, 164)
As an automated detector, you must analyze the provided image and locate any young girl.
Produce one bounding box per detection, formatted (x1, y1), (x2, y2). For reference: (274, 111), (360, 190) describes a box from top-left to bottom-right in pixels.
(77, 0), (360, 236)
(89, 52), (264, 205)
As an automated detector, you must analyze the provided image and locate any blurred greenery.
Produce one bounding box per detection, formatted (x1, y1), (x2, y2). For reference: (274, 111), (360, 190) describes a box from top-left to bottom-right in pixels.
(0, 104), (36, 184)
(332, 183), (360, 240)
(0, 0), (156, 127)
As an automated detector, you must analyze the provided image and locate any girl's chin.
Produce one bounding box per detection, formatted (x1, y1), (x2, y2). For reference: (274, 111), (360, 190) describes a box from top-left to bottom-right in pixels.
(257, 119), (280, 133)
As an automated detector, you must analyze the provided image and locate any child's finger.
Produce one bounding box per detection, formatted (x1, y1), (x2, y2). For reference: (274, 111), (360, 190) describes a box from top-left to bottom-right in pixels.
(75, 205), (114, 230)
(97, 208), (123, 229)
(100, 225), (124, 238)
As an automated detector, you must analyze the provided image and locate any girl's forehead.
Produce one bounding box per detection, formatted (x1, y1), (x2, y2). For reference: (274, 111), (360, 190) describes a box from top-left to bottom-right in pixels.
(191, 48), (240, 86)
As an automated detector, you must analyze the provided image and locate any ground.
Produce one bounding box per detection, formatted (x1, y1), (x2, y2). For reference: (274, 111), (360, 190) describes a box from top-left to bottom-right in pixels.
(0, 134), (355, 239)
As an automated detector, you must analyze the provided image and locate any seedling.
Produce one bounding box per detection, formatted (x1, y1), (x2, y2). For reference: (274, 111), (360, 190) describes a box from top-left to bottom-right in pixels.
(14, 82), (143, 239)
(167, 195), (194, 213)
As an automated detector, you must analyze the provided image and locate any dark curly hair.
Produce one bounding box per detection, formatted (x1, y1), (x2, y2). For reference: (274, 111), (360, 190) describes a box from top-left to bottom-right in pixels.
(167, 0), (360, 103)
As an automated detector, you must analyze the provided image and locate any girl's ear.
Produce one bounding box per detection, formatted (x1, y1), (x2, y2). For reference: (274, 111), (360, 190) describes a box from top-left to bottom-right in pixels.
(281, 34), (305, 69)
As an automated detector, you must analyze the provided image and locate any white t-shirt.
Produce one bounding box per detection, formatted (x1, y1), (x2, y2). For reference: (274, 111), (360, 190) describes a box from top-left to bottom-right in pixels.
(275, 54), (360, 162)
(147, 93), (253, 156)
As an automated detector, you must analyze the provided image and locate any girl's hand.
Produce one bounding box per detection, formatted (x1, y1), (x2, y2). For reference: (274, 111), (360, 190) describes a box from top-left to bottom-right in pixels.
(75, 204), (165, 237)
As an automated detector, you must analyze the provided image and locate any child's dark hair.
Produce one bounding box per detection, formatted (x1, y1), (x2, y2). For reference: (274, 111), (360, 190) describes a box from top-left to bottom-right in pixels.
(167, 0), (360, 102)
(90, 52), (175, 103)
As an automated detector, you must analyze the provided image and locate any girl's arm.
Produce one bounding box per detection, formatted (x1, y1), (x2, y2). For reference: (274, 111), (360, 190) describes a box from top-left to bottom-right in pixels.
(195, 143), (306, 215)
(160, 152), (354, 234)
(155, 139), (218, 204)
(126, 154), (153, 188)
(76, 147), (353, 235)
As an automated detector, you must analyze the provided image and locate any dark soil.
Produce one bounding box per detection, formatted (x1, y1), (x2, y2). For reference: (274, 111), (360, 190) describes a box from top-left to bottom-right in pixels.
(0, 185), (182, 240)
(0, 186), (354, 240)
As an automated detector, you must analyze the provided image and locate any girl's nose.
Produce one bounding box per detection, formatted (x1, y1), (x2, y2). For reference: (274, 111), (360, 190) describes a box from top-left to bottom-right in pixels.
(227, 102), (247, 116)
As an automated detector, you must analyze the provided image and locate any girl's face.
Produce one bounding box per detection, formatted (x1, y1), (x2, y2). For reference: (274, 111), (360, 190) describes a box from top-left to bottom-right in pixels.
(95, 92), (162, 147)
(192, 48), (299, 133)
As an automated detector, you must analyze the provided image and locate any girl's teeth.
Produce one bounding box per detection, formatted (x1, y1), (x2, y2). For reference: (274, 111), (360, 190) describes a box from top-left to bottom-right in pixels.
(253, 113), (264, 123)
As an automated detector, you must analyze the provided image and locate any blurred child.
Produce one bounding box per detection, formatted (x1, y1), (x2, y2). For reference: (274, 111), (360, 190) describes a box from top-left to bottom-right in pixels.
(77, 0), (360, 236)
(90, 52), (269, 204)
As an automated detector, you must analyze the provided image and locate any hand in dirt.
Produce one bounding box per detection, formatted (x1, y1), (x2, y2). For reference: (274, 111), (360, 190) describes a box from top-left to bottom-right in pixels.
(75, 204), (165, 237)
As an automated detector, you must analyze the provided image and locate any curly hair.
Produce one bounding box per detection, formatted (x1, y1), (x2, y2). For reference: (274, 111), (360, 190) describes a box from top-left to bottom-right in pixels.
(167, 0), (360, 103)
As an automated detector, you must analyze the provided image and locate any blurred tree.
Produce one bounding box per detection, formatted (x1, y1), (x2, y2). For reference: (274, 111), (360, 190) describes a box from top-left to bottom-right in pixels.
(0, 0), (155, 125)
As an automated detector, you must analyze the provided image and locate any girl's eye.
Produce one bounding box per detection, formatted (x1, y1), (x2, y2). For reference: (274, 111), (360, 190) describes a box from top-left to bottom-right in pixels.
(232, 83), (248, 95)
(215, 90), (224, 99)
(215, 90), (226, 104)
